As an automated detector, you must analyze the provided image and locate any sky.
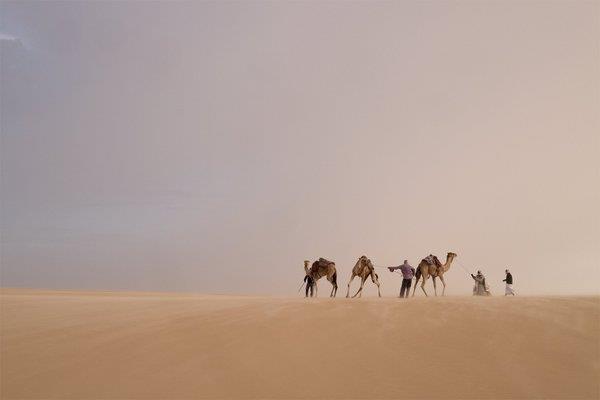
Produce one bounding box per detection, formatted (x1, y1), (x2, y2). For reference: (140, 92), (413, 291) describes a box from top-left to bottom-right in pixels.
(1, 1), (598, 296)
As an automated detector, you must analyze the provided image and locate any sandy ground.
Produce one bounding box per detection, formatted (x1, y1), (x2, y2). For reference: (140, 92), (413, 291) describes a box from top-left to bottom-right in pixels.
(1, 289), (598, 399)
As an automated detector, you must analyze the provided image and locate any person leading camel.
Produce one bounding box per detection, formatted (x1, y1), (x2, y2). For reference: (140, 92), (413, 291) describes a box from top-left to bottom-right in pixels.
(388, 260), (415, 298)
(471, 270), (490, 296)
(304, 258), (338, 297)
(304, 274), (314, 297)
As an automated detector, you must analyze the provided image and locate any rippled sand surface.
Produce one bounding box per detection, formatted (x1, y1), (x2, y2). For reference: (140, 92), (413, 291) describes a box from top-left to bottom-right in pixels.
(1, 289), (598, 399)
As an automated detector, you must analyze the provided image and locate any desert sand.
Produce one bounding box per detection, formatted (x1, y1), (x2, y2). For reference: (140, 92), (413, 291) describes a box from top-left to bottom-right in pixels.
(1, 289), (598, 399)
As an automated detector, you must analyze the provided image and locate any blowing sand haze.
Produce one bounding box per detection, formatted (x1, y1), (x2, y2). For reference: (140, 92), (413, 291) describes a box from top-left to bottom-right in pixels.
(1, 1), (599, 399)
(1, 289), (599, 399)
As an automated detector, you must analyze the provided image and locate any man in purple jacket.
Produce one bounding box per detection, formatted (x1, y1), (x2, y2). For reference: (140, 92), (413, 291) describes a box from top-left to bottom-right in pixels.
(388, 260), (415, 298)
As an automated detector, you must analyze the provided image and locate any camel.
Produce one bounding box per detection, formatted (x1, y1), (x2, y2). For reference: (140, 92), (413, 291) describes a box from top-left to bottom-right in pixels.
(345, 255), (382, 298)
(304, 259), (338, 297)
(412, 252), (457, 297)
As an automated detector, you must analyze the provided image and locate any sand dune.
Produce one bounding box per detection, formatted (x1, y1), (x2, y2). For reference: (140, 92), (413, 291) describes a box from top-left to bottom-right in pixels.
(1, 289), (598, 399)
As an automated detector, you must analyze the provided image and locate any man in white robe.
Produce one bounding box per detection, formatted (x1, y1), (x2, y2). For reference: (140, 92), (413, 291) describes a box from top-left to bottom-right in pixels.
(503, 269), (515, 296)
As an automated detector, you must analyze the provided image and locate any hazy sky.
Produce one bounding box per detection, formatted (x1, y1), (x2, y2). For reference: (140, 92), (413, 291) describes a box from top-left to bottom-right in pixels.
(1, 1), (598, 296)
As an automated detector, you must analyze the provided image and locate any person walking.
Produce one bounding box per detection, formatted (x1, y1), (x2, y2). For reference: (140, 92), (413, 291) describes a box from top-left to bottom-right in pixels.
(388, 260), (415, 298)
(471, 270), (490, 296)
(304, 274), (314, 298)
(503, 269), (515, 296)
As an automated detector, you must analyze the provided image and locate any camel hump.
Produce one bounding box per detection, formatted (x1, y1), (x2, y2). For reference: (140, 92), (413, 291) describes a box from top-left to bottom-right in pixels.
(311, 258), (333, 273)
(422, 255), (441, 267)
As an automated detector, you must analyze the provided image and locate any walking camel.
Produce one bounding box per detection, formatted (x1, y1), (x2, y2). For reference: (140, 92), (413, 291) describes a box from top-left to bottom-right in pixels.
(412, 252), (457, 297)
(304, 259), (338, 297)
(346, 255), (382, 298)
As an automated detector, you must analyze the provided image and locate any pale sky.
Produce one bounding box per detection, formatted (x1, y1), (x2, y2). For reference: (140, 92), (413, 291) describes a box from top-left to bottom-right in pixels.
(1, 1), (598, 296)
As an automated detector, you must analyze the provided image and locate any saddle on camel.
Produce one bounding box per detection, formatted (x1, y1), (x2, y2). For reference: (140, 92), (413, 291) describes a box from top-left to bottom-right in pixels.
(423, 254), (443, 276)
(312, 258), (334, 270)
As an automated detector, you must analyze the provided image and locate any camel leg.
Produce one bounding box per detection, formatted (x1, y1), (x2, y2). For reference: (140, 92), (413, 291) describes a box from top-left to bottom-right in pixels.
(327, 271), (337, 298)
(372, 274), (382, 298)
(432, 277), (438, 296)
(314, 282), (318, 298)
(346, 274), (356, 298)
(420, 277), (428, 297)
(439, 275), (446, 296)
(352, 277), (366, 298)
(358, 277), (367, 298)
(412, 274), (420, 297)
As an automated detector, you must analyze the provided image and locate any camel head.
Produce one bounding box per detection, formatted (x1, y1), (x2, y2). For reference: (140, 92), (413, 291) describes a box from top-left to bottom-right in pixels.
(357, 256), (374, 273)
(303, 260), (310, 274)
(353, 256), (365, 270)
(440, 252), (457, 273)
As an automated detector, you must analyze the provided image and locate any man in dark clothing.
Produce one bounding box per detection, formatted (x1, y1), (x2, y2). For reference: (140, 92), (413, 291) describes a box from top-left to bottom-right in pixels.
(503, 269), (515, 296)
(304, 274), (314, 297)
(389, 260), (415, 298)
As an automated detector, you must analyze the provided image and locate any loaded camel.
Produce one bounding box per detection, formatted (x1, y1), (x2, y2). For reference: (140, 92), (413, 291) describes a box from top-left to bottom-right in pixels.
(412, 252), (457, 297)
(346, 255), (381, 298)
(304, 258), (338, 297)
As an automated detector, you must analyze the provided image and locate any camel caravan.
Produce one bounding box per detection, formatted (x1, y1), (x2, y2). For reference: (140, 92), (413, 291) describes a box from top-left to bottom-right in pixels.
(301, 251), (506, 298)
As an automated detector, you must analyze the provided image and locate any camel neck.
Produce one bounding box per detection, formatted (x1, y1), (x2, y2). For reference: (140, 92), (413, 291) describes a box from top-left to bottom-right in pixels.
(443, 256), (454, 272)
